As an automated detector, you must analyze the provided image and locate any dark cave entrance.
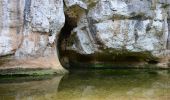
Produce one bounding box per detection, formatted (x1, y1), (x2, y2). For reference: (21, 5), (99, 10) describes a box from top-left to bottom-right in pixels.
(57, 13), (77, 69)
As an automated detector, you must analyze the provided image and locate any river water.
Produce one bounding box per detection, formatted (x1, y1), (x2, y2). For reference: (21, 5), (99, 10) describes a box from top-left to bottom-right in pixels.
(0, 69), (170, 100)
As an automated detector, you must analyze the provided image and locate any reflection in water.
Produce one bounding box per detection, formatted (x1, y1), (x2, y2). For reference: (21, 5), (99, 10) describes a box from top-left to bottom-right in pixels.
(0, 76), (64, 100)
(0, 69), (170, 100)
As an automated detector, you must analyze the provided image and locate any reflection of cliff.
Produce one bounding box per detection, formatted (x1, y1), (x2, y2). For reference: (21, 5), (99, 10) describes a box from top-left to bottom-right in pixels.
(0, 70), (169, 100)
(0, 75), (64, 100)
(57, 70), (170, 100)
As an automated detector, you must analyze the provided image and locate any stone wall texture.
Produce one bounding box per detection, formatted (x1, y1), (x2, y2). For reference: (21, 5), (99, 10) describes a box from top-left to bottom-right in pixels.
(1, 0), (170, 71)
(0, 0), (66, 73)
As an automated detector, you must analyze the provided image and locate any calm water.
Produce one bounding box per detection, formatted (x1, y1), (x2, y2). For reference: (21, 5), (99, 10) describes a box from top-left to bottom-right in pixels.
(0, 69), (170, 100)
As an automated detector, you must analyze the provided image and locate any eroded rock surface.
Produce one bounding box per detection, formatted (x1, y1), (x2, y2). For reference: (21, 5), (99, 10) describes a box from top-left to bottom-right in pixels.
(1, 0), (170, 70)
(0, 0), (67, 73)
(64, 0), (170, 68)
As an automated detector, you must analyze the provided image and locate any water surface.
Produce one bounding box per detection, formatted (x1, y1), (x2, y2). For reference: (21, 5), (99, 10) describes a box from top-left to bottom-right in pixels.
(0, 69), (170, 100)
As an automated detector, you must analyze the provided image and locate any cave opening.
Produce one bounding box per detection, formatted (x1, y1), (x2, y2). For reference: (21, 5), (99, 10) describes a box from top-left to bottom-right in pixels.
(57, 13), (77, 69)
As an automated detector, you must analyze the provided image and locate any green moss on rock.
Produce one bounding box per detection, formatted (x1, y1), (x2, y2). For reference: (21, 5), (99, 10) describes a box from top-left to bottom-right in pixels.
(0, 68), (63, 76)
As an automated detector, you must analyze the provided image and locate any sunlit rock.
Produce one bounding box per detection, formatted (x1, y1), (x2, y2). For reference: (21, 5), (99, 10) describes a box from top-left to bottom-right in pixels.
(0, 0), (67, 73)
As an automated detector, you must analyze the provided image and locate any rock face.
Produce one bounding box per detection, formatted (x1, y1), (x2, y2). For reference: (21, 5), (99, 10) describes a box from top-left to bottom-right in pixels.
(1, 0), (170, 71)
(63, 0), (170, 68)
(0, 0), (67, 73)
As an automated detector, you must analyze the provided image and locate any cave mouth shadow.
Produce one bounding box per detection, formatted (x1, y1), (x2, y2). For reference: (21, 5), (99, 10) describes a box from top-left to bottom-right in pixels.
(57, 13), (77, 69)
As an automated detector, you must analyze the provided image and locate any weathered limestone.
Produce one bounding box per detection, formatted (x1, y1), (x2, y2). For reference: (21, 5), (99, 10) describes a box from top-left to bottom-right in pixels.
(0, 0), (67, 73)
(1, 0), (170, 70)
(64, 0), (170, 68)
(64, 0), (88, 9)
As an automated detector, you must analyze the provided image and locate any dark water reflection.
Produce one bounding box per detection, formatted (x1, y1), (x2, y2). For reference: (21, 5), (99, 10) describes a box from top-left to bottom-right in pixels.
(0, 69), (170, 100)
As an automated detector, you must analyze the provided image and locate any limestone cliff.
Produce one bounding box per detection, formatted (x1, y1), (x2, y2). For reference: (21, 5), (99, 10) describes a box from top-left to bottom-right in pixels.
(1, 0), (170, 72)
(62, 0), (170, 68)
(0, 0), (67, 73)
